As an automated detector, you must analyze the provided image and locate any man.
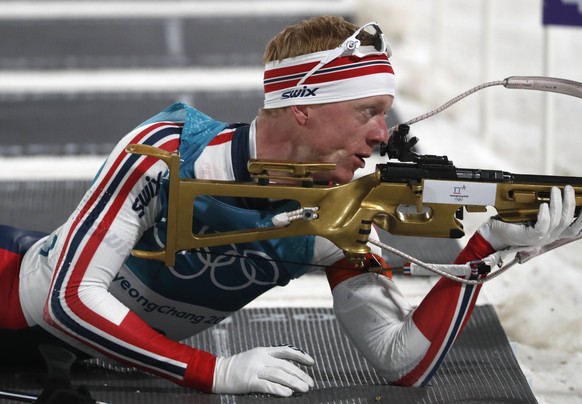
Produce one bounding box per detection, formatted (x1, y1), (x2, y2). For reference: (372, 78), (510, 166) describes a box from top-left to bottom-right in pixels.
(1, 16), (581, 397)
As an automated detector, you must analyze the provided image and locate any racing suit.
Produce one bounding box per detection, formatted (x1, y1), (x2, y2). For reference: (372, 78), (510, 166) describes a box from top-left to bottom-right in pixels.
(1, 103), (492, 391)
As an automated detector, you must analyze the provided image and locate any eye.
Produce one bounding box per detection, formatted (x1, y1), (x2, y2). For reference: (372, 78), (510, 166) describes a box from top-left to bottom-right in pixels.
(356, 103), (387, 122)
(361, 107), (377, 118)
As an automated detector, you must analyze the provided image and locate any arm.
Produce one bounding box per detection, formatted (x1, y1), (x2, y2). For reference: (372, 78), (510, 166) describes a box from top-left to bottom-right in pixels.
(327, 232), (491, 386)
(329, 186), (581, 386)
(42, 121), (217, 391)
(42, 121), (315, 396)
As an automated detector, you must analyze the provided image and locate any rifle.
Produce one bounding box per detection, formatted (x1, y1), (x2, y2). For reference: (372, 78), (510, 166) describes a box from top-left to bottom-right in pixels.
(126, 76), (582, 270)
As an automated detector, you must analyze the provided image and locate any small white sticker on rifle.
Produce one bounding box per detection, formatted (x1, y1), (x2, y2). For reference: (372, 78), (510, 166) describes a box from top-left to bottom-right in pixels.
(422, 180), (497, 205)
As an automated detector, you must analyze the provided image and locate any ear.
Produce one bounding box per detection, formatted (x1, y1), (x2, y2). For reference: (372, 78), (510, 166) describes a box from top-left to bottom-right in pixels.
(290, 105), (309, 126)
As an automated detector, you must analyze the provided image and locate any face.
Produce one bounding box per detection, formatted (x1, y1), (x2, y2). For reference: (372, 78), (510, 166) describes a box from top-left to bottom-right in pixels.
(296, 95), (393, 184)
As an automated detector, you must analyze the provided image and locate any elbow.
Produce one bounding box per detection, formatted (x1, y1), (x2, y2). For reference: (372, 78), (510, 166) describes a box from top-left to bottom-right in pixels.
(370, 345), (429, 387)
(43, 287), (82, 330)
(43, 290), (64, 328)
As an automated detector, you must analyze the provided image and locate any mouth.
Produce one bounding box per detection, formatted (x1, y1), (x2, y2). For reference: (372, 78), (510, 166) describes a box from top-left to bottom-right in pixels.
(355, 154), (369, 168)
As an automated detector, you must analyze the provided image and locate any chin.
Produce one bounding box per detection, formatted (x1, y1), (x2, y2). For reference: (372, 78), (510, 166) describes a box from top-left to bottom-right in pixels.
(331, 172), (354, 185)
(314, 167), (354, 184)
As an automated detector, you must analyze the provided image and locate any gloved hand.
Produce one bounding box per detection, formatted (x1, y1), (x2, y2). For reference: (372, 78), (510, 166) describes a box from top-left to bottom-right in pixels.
(212, 344), (315, 397)
(478, 185), (582, 251)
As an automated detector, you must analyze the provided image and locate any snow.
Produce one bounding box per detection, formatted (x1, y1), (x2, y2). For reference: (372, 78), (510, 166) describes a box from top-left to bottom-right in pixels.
(2, 0), (582, 402)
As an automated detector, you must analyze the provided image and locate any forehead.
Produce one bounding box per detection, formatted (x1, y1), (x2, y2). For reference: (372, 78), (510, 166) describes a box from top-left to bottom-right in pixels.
(350, 95), (394, 109)
(320, 95), (393, 111)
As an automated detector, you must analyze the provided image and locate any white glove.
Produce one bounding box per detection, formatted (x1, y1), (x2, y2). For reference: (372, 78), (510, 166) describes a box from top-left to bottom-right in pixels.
(478, 185), (582, 251)
(212, 344), (315, 397)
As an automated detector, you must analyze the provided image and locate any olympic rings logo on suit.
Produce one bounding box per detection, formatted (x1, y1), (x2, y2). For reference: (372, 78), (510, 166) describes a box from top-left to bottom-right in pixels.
(167, 226), (280, 290)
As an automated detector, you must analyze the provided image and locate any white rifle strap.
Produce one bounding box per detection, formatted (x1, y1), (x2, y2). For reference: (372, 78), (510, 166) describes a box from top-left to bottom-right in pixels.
(368, 233), (582, 286)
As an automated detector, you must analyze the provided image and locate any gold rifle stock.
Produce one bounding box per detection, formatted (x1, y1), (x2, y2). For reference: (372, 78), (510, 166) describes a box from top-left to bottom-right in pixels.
(126, 144), (582, 267)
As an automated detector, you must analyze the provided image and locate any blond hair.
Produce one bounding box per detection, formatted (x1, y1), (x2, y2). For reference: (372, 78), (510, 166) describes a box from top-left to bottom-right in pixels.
(260, 16), (375, 116)
(262, 16), (375, 63)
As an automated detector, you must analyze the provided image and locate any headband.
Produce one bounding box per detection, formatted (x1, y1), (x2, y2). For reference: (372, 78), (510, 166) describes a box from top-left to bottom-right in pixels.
(263, 45), (396, 109)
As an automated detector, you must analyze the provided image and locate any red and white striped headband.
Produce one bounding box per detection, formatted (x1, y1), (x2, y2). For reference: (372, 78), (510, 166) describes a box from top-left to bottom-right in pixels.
(263, 22), (396, 109)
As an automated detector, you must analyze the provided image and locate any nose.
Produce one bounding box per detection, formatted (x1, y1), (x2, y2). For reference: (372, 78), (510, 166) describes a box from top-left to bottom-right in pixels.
(367, 115), (389, 146)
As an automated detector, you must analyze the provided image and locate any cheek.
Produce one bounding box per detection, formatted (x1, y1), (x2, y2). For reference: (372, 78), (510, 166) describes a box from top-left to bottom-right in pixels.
(325, 149), (351, 162)
(308, 109), (361, 153)
(317, 132), (355, 156)
(296, 141), (348, 164)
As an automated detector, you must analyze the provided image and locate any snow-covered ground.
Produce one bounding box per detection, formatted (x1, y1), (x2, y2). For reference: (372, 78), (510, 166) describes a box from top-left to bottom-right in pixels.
(1, 0), (581, 402)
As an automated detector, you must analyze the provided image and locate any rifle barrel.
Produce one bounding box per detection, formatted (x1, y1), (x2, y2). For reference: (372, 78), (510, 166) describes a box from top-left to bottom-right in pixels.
(379, 162), (582, 186)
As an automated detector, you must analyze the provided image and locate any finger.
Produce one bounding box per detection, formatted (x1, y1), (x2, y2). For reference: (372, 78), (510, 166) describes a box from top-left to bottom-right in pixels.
(558, 185), (576, 233)
(258, 363), (313, 392)
(277, 359), (315, 388)
(270, 345), (315, 366)
(254, 378), (294, 397)
(565, 209), (582, 237)
(264, 352), (314, 388)
(529, 202), (550, 239)
(546, 186), (562, 233)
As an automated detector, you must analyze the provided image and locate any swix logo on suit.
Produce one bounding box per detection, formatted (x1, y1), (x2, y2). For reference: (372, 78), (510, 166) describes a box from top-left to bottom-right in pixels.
(132, 171), (165, 218)
(282, 86), (319, 99)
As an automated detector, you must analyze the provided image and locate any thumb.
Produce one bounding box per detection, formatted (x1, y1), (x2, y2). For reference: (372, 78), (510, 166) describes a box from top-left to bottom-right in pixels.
(528, 202), (551, 238)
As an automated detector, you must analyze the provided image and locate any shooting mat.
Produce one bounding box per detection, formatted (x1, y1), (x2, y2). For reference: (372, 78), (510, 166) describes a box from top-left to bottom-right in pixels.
(0, 305), (536, 404)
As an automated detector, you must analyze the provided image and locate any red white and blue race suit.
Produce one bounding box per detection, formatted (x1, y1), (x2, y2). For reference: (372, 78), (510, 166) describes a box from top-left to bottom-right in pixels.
(0, 103), (494, 391)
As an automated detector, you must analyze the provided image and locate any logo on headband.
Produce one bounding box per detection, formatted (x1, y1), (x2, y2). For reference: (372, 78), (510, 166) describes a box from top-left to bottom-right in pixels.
(282, 86), (320, 100)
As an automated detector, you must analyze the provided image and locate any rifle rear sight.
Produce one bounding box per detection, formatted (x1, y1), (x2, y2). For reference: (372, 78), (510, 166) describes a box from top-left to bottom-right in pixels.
(380, 124), (451, 167)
